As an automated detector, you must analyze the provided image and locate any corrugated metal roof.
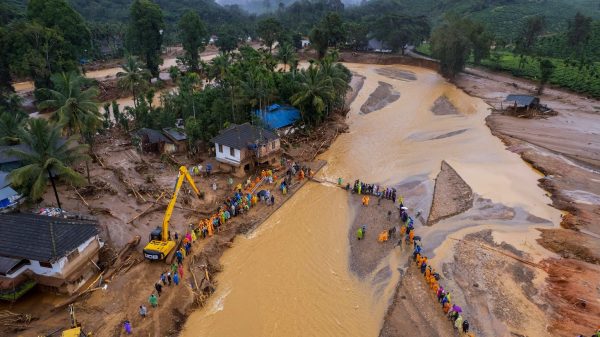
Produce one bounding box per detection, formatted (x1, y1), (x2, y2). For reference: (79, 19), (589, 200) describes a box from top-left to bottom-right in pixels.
(210, 123), (278, 149)
(0, 186), (18, 200)
(505, 94), (538, 107)
(0, 213), (98, 262)
(162, 127), (187, 141)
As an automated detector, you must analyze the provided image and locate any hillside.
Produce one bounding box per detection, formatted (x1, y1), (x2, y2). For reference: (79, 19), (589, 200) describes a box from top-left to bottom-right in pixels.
(346, 0), (600, 39)
(3, 0), (255, 32)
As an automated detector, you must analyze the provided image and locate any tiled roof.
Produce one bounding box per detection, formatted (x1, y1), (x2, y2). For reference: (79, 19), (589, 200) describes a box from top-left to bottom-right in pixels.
(133, 128), (172, 144)
(210, 123), (278, 149)
(0, 213), (98, 262)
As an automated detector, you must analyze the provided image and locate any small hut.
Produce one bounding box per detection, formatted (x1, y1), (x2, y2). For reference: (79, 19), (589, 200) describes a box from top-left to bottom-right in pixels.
(503, 94), (540, 115)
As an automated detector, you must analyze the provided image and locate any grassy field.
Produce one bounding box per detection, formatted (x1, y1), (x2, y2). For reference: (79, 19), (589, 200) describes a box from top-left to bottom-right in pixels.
(415, 44), (600, 99)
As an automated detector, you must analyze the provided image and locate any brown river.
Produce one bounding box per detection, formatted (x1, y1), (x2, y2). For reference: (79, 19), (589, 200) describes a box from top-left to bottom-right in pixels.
(180, 63), (560, 337)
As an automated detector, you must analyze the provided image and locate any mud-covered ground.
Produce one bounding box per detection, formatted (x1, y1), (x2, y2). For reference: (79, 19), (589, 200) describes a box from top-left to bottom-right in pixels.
(453, 67), (600, 336)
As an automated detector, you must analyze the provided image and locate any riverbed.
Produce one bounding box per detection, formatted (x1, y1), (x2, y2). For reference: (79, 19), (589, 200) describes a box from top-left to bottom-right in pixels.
(180, 63), (561, 337)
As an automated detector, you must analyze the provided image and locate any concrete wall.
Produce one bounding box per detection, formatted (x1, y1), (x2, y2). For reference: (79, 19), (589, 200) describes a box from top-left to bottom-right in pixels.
(216, 143), (242, 164)
(1, 236), (102, 294)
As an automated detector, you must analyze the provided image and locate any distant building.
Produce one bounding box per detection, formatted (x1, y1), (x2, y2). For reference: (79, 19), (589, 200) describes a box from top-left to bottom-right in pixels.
(301, 38), (310, 48)
(210, 123), (281, 176)
(0, 214), (102, 299)
(254, 104), (301, 129)
(162, 127), (188, 154)
(367, 39), (391, 53)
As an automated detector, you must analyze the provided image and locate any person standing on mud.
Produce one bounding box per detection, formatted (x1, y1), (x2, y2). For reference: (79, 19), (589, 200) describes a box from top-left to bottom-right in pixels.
(270, 195), (275, 206)
(124, 320), (132, 334)
(154, 282), (162, 296)
(139, 305), (147, 318)
(173, 272), (180, 286)
(356, 227), (364, 240)
(149, 293), (158, 307)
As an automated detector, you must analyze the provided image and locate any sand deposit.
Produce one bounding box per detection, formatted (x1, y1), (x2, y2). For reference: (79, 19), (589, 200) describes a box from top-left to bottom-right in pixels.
(360, 81), (401, 114)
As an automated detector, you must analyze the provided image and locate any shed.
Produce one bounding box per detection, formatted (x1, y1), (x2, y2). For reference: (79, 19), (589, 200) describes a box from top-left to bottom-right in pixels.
(132, 128), (173, 154)
(0, 172), (20, 210)
(162, 127), (188, 153)
(504, 94), (540, 109)
(254, 104), (301, 129)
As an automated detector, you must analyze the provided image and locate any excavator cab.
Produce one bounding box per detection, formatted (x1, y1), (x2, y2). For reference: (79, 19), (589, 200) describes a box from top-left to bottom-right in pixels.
(143, 166), (200, 261)
(149, 227), (166, 241)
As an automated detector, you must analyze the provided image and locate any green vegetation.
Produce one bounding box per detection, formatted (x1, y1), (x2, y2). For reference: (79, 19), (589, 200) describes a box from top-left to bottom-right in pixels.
(178, 10), (208, 71)
(7, 119), (89, 206)
(126, 0), (165, 77)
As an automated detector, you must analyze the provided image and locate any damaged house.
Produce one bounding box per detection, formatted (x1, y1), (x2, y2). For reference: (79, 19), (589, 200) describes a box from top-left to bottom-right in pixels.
(0, 214), (102, 300)
(211, 123), (281, 176)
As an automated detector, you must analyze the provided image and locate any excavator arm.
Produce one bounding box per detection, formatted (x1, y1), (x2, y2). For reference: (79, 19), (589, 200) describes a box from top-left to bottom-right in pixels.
(161, 166), (201, 242)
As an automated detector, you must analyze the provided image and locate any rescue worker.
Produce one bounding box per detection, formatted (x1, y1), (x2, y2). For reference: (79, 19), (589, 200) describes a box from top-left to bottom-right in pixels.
(124, 320), (132, 334)
(149, 294), (158, 307)
(356, 227), (364, 240)
(139, 305), (147, 318)
(454, 315), (463, 332)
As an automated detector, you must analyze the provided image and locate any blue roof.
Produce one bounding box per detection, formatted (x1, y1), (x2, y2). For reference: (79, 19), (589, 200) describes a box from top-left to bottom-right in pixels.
(254, 104), (300, 129)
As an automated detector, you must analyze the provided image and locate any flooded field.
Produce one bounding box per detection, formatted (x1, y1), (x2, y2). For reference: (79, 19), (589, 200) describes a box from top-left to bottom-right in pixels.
(181, 63), (561, 337)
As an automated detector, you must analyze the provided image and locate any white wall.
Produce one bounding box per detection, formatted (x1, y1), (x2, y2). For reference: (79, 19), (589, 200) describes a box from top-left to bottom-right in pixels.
(3, 236), (99, 279)
(215, 143), (241, 164)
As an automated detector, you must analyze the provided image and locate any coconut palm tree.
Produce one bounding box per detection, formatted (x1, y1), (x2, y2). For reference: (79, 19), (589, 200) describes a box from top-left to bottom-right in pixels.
(117, 55), (151, 108)
(8, 119), (89, 208)
(276, 43), (296, 72)
(38, 71), (102, 138)
(208, 54), (231, 84)
(0, 109), (28, 145)
(291, 65), (335, 126)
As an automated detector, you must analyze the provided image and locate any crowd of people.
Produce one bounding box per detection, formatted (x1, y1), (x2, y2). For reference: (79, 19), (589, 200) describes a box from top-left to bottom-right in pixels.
(121, 162), (309, 334)
(347, 177), (476, 337)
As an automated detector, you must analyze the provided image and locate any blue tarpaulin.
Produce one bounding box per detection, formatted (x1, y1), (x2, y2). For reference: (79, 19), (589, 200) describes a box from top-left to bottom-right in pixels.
(254, 104), (300, 129)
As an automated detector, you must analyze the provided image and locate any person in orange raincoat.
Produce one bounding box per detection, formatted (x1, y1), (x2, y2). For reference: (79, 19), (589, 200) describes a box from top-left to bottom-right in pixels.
(298, 170), (305, 180)
(409, 229), (415, 244)
(431, 279), (439, 293)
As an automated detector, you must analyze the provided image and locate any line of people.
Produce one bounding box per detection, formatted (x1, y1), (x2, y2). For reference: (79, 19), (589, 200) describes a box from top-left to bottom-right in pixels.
(346, 176), (476, 337)
(410, 219), (476, 336)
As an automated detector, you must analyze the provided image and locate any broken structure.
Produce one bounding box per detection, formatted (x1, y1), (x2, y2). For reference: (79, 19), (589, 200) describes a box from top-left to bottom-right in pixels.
(0, 214), (102, 300)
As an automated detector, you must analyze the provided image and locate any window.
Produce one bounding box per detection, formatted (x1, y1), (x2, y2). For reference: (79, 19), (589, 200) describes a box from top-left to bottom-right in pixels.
(67, 249), (80, 262)
(39, 261), (53, 268)
(230, 147), (235, 157)
(218, 144), (223, 153)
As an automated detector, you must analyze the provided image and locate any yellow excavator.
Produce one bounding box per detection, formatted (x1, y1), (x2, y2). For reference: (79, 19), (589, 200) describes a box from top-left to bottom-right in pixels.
(143, 166), (200, 261)
(61, 304), (89, 337)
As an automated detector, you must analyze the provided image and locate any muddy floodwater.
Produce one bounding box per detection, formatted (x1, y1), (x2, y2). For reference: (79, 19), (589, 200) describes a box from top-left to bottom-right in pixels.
(181, 64), (560, 337)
